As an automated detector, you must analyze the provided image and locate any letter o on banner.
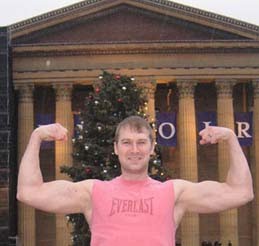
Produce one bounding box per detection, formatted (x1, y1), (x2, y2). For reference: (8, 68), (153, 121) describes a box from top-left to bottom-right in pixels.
(158, 122), (176, 139)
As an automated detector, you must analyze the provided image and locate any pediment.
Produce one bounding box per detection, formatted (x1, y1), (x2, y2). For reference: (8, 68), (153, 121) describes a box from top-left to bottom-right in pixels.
(10, 0), (259, 45)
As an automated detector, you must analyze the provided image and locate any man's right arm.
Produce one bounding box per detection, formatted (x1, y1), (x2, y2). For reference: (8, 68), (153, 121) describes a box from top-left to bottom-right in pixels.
(17, 123), (93, 215)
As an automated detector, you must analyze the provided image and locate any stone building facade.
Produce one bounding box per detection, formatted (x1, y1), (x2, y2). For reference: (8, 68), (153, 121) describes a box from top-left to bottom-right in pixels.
(3, 0), (259, 245)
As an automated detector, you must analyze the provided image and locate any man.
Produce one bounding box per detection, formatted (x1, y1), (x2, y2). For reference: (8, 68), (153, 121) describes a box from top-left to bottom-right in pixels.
(17, 116), (254, 245)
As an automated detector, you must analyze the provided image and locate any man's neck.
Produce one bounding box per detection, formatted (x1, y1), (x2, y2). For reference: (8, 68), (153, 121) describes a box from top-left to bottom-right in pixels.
(120, 172), (149, 181)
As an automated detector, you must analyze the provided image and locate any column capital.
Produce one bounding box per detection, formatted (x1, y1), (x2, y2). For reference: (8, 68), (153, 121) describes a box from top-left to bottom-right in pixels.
(176, 80), (197, 99)
(215, 79), (236, 99)
(15, 83), (34, 103)
(252, 79), (259, 99)
(53, 83), (73, 101)
(137, 80), (157, 100)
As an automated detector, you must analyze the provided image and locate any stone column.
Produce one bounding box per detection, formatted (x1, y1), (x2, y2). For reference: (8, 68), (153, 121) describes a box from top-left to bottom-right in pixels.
(139, 80), (157, 122)
(53, 83), (73, 246)
(253, 80), (259, 246)
(16, 84), (36, 246)
(177, 80), (199, 246)
(216, 79), (239, 246)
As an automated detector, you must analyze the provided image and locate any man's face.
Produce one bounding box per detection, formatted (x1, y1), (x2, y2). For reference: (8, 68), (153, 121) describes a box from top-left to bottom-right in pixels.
(114, 126), (154, 175)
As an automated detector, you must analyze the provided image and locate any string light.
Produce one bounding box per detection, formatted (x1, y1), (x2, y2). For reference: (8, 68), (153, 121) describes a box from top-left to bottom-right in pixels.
(77, 124), (83, 130)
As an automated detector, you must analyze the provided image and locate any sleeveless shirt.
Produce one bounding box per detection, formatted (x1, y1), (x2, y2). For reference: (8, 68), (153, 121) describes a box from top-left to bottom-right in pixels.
(90, 176), (175, 246)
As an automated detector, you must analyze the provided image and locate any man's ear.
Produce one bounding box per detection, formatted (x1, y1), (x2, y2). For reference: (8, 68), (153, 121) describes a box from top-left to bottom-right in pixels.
(114, 142), (118, 155)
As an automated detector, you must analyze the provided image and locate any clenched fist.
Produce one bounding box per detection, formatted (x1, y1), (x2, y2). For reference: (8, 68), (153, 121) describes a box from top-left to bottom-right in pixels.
(199, 126), (236, 145)
(33, 123), (68, 142)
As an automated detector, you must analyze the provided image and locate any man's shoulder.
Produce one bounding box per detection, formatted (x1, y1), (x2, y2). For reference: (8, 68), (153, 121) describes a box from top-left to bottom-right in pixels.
(90, 177), (117, 188)
(172, 179), (189, 191)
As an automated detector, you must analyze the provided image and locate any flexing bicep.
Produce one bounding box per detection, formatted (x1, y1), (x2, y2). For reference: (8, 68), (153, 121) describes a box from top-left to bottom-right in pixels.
(175, 180), (250, 214)
(17, 179), (93, 214)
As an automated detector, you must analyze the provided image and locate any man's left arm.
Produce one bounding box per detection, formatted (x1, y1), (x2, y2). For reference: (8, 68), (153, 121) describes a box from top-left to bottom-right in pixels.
(174, 126), (254, 214)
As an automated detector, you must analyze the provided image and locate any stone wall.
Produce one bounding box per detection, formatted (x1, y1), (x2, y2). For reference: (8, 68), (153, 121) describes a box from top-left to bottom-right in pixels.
(0, 27), (17, 246)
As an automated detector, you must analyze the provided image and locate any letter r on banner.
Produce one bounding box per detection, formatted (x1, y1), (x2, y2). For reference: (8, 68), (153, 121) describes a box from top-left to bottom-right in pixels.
(235, 112), (253, 146)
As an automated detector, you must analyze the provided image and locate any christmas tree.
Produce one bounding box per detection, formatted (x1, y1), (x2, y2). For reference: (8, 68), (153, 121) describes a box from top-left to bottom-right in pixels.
(61, 71), (170, 245)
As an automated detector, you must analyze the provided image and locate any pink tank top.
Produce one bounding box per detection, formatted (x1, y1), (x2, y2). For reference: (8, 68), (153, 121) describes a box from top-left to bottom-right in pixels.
(90, 176), (175, 246)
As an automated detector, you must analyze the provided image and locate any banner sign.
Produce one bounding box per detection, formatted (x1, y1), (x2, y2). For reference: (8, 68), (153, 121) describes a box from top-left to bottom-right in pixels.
(235, 112), (253, 147)
(156, 112), (177, 146)
(197, 112), (217, 132)
(36, 113), (54, 126)
(156, 111), (253, 147)
(36, 111), (253, 147)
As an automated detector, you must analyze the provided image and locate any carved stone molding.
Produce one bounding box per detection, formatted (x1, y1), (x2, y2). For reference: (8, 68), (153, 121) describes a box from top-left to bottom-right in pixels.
(53, 83), (73, 101)
(215, 79), (236, 99)
(9, 0), (259, 39)
(177, 80), (197, 99)
(253, 79), (259, 99)
(15, 84), (34, 103)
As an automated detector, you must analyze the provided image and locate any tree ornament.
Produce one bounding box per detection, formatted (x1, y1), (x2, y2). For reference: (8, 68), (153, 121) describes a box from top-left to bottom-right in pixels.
(115, 75), (120, 79)
(117, 98), (123, 102)
(95, 87), (100, 93)
(122, 86), (127, 91)
(94, 100), (99, 105)
(84, 145), (89, 150)
(85, 167), (91, 174)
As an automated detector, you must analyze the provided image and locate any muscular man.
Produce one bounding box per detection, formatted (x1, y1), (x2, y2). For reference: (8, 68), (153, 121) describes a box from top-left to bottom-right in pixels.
(17, 116), (254, 245)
